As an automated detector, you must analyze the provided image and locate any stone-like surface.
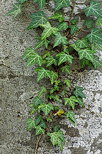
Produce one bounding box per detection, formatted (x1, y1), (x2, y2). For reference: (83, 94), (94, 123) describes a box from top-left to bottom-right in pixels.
(0, 0), (102, 154)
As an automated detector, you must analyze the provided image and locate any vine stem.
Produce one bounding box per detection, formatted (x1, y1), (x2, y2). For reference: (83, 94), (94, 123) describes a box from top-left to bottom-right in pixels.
(34, 134), (43, 154)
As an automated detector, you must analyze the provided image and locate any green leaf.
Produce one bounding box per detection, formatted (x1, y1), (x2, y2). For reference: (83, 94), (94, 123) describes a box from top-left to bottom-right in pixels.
(78, 49), (96, 62)
(38, 103), (53, 115)
(84, 19), (94, 29)
(54, 0), (70, 11)
(96, 18), (102, 28)
(56, 52), (73, 65)
(54, 33), (68, 47)
(47, 130), (64, 150)
(70, 19), (78, 25)
(49, 13), (64, 22)
(77, 98), (84, 107)
(36, 68), (50, 82)
(86, 28), (102, 44)
(6, 3), (21, 17)
(91, 56), (102, 68)
(64, 79), (71, 87)
(31, 96), (44, 108)
(64, 96), (79, 110)
(38, 86), (47, 97)
(49, 71), (58, 84)
(45, 56), (57, 67)
(66, 111), (76, 125)
(26, 118), (35, 130)
(27, 11), (47, 29)
(17, 0), (28, 3)
(41, 22), (58, 40)
(33, 0), (46, 8)
(84, 1), (102, 18)
(71, 39), (89, 50)
(35, 126), (45, 135)
(70, 25), (78, 34)
(61, 65), (70, 74)
(58, 22), (68, 31)
(74, 86), (86, 98)
(22, 48), (43, 66)
(35, 39), (49, 49)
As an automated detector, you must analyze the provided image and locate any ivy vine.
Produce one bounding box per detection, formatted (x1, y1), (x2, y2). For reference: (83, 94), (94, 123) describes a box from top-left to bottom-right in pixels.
(7, 0), (102, 152)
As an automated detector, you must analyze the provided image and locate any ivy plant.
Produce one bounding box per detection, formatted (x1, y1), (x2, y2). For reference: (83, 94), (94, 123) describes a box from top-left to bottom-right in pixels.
(7, 0), (102, 152)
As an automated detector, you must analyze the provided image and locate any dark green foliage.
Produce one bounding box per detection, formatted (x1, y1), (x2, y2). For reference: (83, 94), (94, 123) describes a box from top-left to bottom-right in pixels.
(8, 0), (102, 151)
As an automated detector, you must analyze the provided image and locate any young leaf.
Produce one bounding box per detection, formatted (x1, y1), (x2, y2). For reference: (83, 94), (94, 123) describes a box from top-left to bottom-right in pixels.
(84, 1), (102, 18)
(61, 65), (70, 74)
(54, 0), (70, 11)
(31, 96), (44, 108)
(74, 86), (86, 98)
(27, 11), (47, 29)
(64, 96), (79, 110)
(54, 109), (64, 116)
(36, 68), (50, 82)
(70, 25), (78, 34)
(78, 49), (96, 62)
(49, 71), (58, 84)
(22, 48), (43, 66)
(49, 13), (64, 22)
(86, 28), (102, 44)
(66, 111), (76, 125)
(6, 3), (21, 17)
(64, 79), (71, 87)
(38, 103), (53, 115)
(26, 118), (35, 130)
(41, 22), (58, 40)
(58, 22), (68, 31)
(35, 126), (45, 135)
(33, 0), (46, 8)
(56, 52), (73, 65)
(47, 130), (64, 150)
(54, 33), (68, 47)
(45, 56), (57, 67)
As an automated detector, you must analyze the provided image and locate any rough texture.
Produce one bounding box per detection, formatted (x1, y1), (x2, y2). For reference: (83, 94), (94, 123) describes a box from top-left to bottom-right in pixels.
(0, 0), (102, 154)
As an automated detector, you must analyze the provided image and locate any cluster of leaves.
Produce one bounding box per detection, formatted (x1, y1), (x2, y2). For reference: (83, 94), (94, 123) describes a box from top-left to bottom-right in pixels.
(8, 0), (102, 151)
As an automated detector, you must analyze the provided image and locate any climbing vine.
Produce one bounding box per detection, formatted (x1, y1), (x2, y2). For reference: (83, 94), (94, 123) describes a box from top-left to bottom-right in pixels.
(7, 0), (102, 152)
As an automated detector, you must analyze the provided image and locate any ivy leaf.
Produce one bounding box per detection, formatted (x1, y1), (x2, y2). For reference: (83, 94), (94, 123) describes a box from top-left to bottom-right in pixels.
(77, 98), (84, 107)
(35, 126), (45, 135)
(70, 19), (78, 25)
(84, 19), (94, 29)
(74, 86), (86, 98)
(72, 38), (89, 50)
(22, 48), (43, 66)
(64, 79), (71, 87)
(17, 0), (28, 3)
(58, 22), (68, 31)
(54, 109), (64, 116)
(56, 52), (73, 65)
(61, 65), (70, 74)
(26, 118), (35, 130)
(64, 96), (79, 110)
(38, 86), (47, 97)
(92, 56), (102, 68)
(70, 25), (78, 34)
(35, 39), (49, 49)
(50, 71), (58, 84)
(6, 3), (21, 17)
(96, 18), (102, 28)
(36, 68), (50, 82)
(27, 11), (47, 29)
(49, 13), (64, 22)
(54, 33), (68, 47)
(31, 96), (44, 108)
(54, 0), (70, 11)
(66, 111), (76, 125)
(38, 103), (53, 115)
(45, 56), (57, 67)
(33, 0), (46, 8)
(84, 1), (102, 18)
(41, 22), (58, 40)
(78, 49), (96, 62)
(47, 130), (64, 150)
(86, 28), (102, 44)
